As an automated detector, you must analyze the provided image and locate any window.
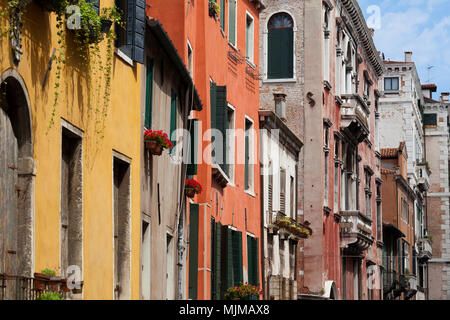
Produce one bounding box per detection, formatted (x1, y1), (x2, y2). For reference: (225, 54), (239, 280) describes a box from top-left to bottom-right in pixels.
(166, 233), (175, 299)
(324, 125), (330, 206)
(376, 182), (382, 241)
(423, 113), (437, 126)
(61, 127), (83, 287)
(245, 118), (254, 191)
(145, 58), (154, 129)
(170, 91), (178, 147)
(384, 77), (399, 91)
(323, 5), (331, 82)
(247, 235), (259, 286)
(245, 13), (255, 64)
(220, 0), (226, 31)
(228, 0), (237, 47)
(114, 0), (145, 63)
(210, 82), (228, 175)
(113, 156), (131, 300)
(365, 170), (372, 217)
(401, 197), (408, 223)
(267, 13), (294, 79)
(141, 217), (151, 300)
(226, 105), (235, 182)
(290, 176), (295, 219)
(187, 119), (199, 176)
(280, 168), (286, 214)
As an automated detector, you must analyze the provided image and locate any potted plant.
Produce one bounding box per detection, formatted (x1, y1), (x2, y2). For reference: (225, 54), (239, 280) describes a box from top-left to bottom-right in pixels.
(100, 6), (123, 35)
(275, 217), (291, 229)
(208, 1), (220, 17)
(69, 0), (103, 45)
(144, 129), (173, 155)
(36, 292), (64, 300)
(185, 178), (202, 198)
(224, 282), (261, 300)
(34, 268), (56, 291)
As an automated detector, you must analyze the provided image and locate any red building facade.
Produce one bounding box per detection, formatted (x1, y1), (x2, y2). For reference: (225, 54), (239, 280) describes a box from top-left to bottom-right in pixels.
(147, 0), (265, 300)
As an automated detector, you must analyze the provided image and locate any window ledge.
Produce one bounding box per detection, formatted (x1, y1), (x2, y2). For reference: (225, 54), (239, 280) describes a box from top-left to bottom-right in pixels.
(228, 42), (238, 52)
(384, 90), (400, 95)
(246, 60), (256, 69)
(245, 189), (256, 198)
(263, 78), (297, 84)
(115, 48), (134, 67)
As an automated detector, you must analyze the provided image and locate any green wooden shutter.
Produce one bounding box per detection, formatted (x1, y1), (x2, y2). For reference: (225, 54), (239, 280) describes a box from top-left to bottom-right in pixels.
(116, 0), (145, 63)
(170, 91), (177, 147)
(268, 28), (294, 79)
(245, 125), (250, 189)
(187, 119), (198, 176)
(232, 231), (243, 286)
(253, 237), (259, 286)
(220, 0), (225, 31)
(247, 235), (253, 285)
(210, 82), (217, 161)
(188, 204), (199, 299)
(216, 86), (228, 175)
(221, 226), (233, 296)
(228, 0), (236, 46)
(145, 58), (154, 129)
(213, 222), (222, 299)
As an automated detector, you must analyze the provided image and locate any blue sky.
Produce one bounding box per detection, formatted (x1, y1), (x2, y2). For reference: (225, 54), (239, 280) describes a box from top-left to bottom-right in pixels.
(357, 0), (450, 96)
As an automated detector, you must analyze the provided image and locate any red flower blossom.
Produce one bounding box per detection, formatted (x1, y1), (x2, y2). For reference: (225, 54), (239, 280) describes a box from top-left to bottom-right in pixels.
(144, 129), (173, 149)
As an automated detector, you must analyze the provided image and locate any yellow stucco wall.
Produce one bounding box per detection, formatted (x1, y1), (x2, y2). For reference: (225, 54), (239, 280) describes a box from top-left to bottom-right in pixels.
(0, 0), (142, 299)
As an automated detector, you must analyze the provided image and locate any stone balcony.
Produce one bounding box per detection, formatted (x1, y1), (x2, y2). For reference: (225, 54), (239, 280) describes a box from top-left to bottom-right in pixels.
(339, 210), (374, 252)
(416, 163), (431, 192)
(340, 94), (370, 143)
(417, 237), (433, 262)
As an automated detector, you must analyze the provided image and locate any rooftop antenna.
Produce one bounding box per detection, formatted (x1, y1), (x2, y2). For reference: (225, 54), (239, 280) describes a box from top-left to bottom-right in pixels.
(427, 65), (435, 83)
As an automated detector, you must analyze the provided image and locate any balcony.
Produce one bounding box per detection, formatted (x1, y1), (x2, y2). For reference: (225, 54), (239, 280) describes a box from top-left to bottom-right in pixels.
(340, 94), (370, 143)
(402, 274), (418, 300)
(339, 210), (374, 252)
(268, 211), (312, 240)
(417, 237), (433, 262)
(416, 163), (431, 192)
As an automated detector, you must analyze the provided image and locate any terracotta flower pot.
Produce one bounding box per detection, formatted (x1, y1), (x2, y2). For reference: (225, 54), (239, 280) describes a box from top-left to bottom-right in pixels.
(185, 187), (196, 198)
(33, 273), (51, 291)
(145, 140), (163, 155)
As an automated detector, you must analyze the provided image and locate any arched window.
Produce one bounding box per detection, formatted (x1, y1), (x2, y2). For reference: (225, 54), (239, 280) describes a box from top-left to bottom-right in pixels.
(267, 13), (294, 79)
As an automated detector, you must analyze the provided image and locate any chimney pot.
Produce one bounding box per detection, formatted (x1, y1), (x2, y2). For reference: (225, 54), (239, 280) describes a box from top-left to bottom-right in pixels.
(405, 51), (413, 62)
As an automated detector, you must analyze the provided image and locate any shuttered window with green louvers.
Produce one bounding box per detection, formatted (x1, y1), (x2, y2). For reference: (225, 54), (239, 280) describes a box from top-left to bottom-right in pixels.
(188, 204), (199, 299)
(187, 119), (199, 177)
(145, 58), (154, 129)
(228, 0), (236, 46)
(170, 91), (178, 147)
(212, 221), (222, 299)
(232, 231), (243, 286)
(247, 236), (259, 286)
(114, 0), (145, 64)
(268, 13), (294, 79)
(210, 83), (228, 176)
(220, 0), (226, 31)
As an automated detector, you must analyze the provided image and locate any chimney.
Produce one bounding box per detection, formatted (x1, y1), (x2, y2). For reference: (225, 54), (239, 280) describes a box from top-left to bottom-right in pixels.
(405, 51), (413, 63)
(274, 93), (287, 121)
(440, 92), (449, 102)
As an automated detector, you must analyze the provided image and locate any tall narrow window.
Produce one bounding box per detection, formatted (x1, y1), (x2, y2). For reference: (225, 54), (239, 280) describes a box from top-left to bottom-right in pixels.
(113, 156), (131, 300)
(247, 235), (259, 286)
(376, 182), (382, 241)
(228, 0), (237, 47)
(220, 0), (226, 31)
(166, 233), (175, 299)
(61, 127), (83, 296)
(280, 168), (286, 214)
(145, 58), (154, 129)
(188, 204), (199, 299)
(245, 118), (254, 191)
(170, 91), (178, 147)
(324, 125), (330, 207)
(334, 138), (340, 213)
(267, 13), (294, 79)
(323, 5), (331, 83)
(245, 13), (254, 64)
(290, 176), (295, 219)
(226, 105), (235, 182)
(141, 217), (151, 300)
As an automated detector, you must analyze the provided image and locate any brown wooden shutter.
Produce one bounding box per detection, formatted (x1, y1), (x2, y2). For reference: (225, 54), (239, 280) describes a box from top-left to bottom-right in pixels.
(280, 169), (286, 214)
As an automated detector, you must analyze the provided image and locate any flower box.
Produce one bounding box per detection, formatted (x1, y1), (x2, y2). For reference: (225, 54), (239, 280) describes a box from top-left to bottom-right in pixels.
(144, 129), (173, 155)
(185, 178), (202, 198)
(33, 273), (51, 291)
(224, 283), (261, 300)
(208, 1), (220, 17)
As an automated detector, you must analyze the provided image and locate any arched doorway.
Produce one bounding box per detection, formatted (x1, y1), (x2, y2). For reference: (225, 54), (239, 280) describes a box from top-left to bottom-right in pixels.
(0, 69), (34, 288)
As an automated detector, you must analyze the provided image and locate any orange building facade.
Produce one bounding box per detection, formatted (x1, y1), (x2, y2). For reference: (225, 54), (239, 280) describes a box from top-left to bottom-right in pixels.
(147, 0), (264, 300)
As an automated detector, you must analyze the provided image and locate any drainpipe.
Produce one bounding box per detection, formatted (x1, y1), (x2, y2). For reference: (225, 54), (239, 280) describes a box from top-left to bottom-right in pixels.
(260, 138), (266, 300)
(176, 85), (195, 300)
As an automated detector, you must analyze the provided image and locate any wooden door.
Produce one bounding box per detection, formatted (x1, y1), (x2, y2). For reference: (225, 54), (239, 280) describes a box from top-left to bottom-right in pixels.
(0, 104), (19, 291)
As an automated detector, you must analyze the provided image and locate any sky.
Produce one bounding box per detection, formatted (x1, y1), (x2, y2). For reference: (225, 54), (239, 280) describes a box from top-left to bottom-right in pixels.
(357, 0), (450, 96)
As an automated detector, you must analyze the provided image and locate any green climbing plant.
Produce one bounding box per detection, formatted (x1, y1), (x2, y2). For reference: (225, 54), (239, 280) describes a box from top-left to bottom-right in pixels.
(48, 1), (123, 139)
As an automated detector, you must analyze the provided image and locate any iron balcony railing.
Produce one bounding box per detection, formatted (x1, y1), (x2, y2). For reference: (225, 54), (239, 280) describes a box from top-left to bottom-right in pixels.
(0, 273), (69, 300)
